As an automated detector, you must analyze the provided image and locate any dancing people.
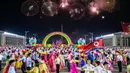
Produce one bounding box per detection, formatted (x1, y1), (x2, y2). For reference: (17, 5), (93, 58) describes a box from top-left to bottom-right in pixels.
(117, 52), (123, 73)
(0, 52), (3, 71)
(82, 60), (95, 73)
(55, 54), (61, 73)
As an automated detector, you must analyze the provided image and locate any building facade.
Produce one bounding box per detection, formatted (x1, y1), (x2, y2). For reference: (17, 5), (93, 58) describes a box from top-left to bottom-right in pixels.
(0, 31), (3, 46)
(95, 32), (130, 48)
(0, 31), (25, 46)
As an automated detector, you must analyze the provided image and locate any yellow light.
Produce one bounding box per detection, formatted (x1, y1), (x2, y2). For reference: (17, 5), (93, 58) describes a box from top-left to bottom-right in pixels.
(61, 44), (64, 48)
(48, 44), (52, 48)
(77, 44), (81, 48)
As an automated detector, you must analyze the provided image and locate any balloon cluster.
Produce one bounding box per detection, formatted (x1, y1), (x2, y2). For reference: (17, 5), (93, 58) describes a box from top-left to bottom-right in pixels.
(21, 0), (116, 20)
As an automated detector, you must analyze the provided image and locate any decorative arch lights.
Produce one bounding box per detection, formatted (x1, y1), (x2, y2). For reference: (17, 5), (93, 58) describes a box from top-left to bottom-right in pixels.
(43, 32), (72, 47)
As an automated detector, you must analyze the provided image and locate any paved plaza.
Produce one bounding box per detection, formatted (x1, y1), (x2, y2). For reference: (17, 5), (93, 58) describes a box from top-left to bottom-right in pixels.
(0, 64), (127, 73)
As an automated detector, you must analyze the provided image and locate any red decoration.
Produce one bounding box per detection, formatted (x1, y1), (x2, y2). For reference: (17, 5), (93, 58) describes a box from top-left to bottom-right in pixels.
(122, 22), (130, 34)
(33, 46), (38, 50)
(79, 39), (103, 52)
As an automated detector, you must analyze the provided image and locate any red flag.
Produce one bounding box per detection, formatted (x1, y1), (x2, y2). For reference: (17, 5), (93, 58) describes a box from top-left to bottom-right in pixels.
(79, 40), (103, 52)
(121, 22), (130, 34)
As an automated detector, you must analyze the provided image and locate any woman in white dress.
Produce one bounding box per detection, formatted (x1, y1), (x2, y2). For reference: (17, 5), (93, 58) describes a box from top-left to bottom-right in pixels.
(59, 52), (65, 67)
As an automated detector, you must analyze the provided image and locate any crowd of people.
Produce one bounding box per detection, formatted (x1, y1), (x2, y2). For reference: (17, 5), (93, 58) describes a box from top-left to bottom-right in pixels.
(0, 46), (130, 73)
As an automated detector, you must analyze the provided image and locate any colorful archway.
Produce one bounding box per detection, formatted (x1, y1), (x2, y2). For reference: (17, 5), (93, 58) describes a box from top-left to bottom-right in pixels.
(42, 32), (72, 47)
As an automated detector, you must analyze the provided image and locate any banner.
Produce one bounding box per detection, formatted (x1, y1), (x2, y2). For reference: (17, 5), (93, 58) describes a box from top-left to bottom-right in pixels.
(79, 39), (103, 52)
(121, 22), (130, 34)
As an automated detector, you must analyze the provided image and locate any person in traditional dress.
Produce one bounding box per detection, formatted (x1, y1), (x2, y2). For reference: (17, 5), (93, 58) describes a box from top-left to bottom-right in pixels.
(41, 50), (47, 63)
(67, 51), (72, 71)
(15, 55), (22, 69)
(11, 51), (15, 59)
(70, 56), (78, 73)
(38, 57), (49, 73)
(59, 53), (63, 70)
(48, 52), (56, 72)
(107, 57), (114, 71)
(59, 52), (65, 67)
(114, 53), (117, 63)
(123, 52), (127, 65)
(29, 60), (39, 73)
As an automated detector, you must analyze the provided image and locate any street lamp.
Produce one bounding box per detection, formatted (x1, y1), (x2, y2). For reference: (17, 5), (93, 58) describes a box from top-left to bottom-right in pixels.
(89, 32), (94, 42)
(84, 35), (88, 41)
(25, 31), (29, 46)
(33, 34), (37, 37)
(84, 32), (94, 43)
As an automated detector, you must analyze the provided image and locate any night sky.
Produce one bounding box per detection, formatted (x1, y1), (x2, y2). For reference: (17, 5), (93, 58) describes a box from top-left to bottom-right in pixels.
(0, 0), (129, 43)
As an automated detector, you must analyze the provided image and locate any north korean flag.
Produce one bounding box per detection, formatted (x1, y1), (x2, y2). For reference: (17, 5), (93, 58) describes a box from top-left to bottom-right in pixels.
(79, 39), (103, 52)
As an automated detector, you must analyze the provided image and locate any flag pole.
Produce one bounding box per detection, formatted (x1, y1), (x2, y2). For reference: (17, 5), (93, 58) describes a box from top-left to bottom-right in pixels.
(89, 32), (94, 42)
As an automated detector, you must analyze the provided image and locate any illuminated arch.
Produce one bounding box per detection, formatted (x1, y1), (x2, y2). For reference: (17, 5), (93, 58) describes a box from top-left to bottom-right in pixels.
(43, 32), (72, 47)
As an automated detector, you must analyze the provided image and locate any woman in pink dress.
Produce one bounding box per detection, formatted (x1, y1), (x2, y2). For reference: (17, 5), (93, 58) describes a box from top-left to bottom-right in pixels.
(42, 51), (47, 63)
(70, 56), (78, 73)
(123, 52), (127, 65)
(48, 52), (56, 72)
(106, 57), (114, 71)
